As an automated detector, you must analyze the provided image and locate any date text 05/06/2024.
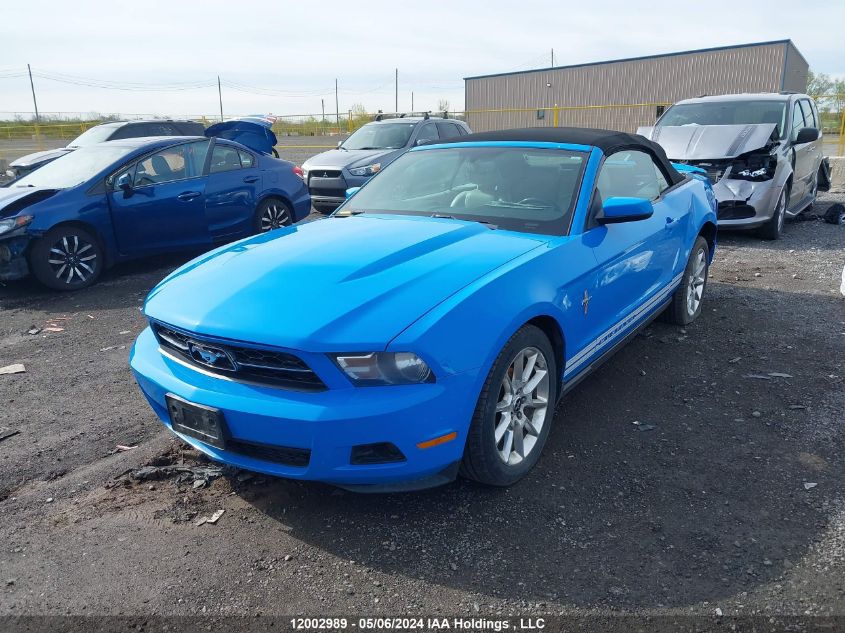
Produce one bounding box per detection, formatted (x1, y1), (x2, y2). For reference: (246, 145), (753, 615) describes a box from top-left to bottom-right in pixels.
(289, 617), (547, 631)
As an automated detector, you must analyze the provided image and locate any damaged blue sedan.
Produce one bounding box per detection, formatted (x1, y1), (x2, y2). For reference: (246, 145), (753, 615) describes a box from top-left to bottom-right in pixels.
(130, 127), (717, 491)
(0, 118), (310, 290)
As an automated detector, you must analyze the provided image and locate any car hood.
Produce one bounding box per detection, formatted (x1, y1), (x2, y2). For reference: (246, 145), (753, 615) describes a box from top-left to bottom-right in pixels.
(10, 148), (73, 168)
(0, 186), (60, 217)
(302, 148), (396, 170)
(205, 118), (278, 155)
(637, 124), (779, 160)
(144, 215), (546, 350)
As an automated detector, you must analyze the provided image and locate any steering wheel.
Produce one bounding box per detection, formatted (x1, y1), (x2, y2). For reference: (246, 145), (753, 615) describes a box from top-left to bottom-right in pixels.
(517, 197), (558, 209)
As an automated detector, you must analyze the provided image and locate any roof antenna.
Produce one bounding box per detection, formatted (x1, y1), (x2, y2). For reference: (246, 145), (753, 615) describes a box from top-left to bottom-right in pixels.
(423, 111), (430, 120)
(375, 110), (384, 121)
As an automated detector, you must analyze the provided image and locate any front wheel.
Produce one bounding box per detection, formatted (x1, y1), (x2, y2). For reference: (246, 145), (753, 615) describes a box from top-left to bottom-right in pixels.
(758, 186), (787, 240)
(29, 225), (103, 291)
(461, 325), (557, 486)
(254, 198), (293, 232)
(663, 236), (709, 325)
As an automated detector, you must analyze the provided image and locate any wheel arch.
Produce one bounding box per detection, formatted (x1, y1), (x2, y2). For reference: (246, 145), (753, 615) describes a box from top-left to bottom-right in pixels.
(257, 192), (294, 210)
(697, 221), (717, 262)
(525, 315), (565, 398)
(28, 220), (111, 267)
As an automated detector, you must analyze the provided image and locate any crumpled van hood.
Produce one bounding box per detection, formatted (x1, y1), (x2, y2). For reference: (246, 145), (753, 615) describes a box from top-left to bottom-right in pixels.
(637, 124), (779, 160)
(144, 215), (545, 351)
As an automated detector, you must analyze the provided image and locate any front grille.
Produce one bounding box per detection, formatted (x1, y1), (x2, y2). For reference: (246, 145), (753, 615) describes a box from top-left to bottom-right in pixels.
(718, 201), (756, 221)
(152, 322), (326, 392)
(228, 438), (311, 467)
(691, 161), (731, 184)
(308, 169), (342, 179)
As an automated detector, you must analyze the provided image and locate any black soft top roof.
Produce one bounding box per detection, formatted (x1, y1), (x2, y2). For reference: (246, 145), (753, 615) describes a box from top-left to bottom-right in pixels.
(435, 126), (684, 185)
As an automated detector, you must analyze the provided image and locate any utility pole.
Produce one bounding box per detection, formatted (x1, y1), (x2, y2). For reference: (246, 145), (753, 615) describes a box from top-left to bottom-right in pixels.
(27, 64), (41, 149)
(27, 64), (39, 123)
(335, 78), (339, 126)
(217, 76), (223, 122)
(395, 68), (398, 114)
(411, 91), (414, 112)
(551, 48), (554, 67)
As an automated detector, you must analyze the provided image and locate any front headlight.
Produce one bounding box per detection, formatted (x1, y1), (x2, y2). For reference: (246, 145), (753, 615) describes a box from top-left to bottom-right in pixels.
(348, 163), (381, 177)
(331, 352), (434, 386)
(731, 153), (777, 181)
(0, 215), (33, 236)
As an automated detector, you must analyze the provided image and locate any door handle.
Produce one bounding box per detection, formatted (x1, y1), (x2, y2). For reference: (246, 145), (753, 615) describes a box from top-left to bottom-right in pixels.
(242, 176), (259, 183)
(177, 191), (201, 201)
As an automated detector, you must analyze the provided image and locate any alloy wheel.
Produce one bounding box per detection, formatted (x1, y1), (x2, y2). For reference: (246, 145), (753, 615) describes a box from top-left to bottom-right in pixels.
(686, 247), (706, 316)
(776, 189), (786, 234)
(47, 235), (98, 285)
(494, 346), (550, 466)
(260, 203), (290, 231)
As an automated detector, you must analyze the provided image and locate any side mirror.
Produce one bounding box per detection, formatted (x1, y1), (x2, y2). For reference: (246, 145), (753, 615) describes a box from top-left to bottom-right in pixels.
(415, 139), (430, 146)
(596, 197), (654, 224)
(337, 141), (343, 149)
(794, 127), (820, 145)
(116, 172), (133, 196)
(345, 187), (361, 199)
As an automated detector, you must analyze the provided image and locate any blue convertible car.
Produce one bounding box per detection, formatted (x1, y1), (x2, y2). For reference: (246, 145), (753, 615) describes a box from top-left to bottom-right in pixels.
(0, 119), (310, 290)
(130, 127), (717, 490)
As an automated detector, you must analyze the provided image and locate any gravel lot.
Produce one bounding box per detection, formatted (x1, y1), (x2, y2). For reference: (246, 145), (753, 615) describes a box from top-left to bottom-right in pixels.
(0, 168), (842, 628)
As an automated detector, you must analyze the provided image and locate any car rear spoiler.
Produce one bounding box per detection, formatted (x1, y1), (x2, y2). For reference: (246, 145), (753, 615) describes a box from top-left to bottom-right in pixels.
(205, 117), (278, 156)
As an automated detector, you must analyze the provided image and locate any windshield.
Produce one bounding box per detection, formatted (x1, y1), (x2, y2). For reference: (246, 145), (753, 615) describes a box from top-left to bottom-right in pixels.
(68, 124), (120, 147)
(338, 146), (587, 235)
(657, 101), (787, 138)
(14, 144), (135, 189)
(342, 123), (416, 150)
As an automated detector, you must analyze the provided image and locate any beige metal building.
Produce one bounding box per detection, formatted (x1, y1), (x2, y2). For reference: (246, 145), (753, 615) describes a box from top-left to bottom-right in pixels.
(464, 40), (808, 133)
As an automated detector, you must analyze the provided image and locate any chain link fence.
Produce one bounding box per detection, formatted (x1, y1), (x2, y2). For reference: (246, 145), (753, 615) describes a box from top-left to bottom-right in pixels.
(1, 97), (844, 157)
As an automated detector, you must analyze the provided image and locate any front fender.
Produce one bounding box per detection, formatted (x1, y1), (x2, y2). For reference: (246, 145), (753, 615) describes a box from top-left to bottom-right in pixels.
(387, 239), (595, 419)
(21, 191), (118, 264)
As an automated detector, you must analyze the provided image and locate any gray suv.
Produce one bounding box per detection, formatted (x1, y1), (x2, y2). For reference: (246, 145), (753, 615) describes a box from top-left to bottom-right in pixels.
(639, 93), (829, 239)
(302, 115), (471, 213)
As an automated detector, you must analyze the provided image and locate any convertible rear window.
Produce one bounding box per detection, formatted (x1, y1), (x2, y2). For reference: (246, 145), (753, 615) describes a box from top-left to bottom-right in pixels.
(338, 146), (587, 235)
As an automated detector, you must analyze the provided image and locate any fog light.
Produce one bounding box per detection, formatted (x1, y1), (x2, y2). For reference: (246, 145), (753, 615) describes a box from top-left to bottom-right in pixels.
(350, 442), (406, 465)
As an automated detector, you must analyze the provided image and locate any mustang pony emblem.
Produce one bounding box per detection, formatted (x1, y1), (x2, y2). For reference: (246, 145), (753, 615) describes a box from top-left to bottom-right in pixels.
(187, 341), (236, 371)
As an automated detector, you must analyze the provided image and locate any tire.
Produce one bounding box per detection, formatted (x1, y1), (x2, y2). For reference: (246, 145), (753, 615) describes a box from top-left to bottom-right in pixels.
(461, 325), (557, 486)
(663, 236), (709, 326)
(823, 203), (845, 225)
(254, 198), (293, 232)
(29, 225), (103, 291)
(803, 175), (819, 213)
(758, 185), (787, 240)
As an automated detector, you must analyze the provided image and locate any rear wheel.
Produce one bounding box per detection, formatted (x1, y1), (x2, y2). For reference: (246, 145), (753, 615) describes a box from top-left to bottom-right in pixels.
(254, 198), (293, 232)
(824, 203), (845, 225)
(461, 325), (556, 486)
(663, 236), (709, 326)
(29, 225), (103, 291)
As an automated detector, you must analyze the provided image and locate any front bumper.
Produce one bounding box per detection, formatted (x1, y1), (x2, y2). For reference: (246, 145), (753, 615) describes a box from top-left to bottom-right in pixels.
(712, 177), (780, 229)
(129, 327), (477, 488)
(0, 235), (31, 281)
(307, 170), (369, 213)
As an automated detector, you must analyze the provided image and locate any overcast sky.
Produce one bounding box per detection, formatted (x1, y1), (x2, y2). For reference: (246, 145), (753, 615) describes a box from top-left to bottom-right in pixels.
(1, 0), (843, 119)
